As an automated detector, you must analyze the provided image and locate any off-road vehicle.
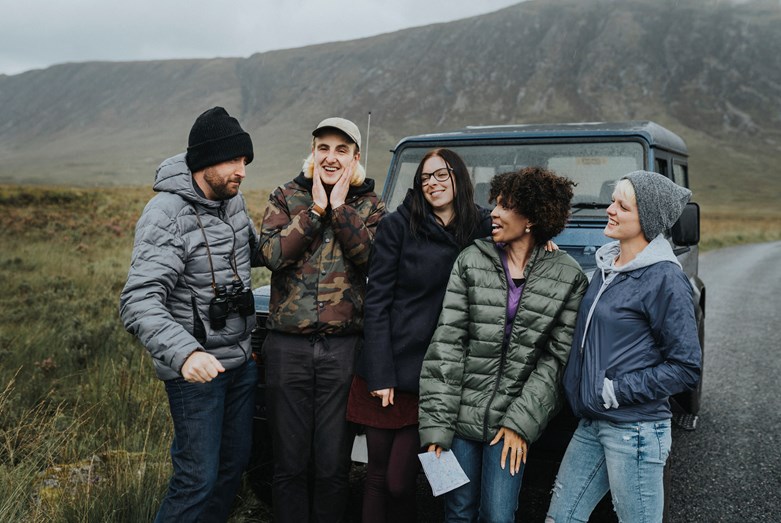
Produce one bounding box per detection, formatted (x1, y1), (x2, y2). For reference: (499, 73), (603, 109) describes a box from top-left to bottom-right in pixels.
(249, 121), (705, 518)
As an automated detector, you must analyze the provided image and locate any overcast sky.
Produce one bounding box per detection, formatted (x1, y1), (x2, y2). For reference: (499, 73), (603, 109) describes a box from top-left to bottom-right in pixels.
(0, 0), (525, 76)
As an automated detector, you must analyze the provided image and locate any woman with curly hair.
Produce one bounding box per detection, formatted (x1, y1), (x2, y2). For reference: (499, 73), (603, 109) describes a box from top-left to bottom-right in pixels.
(418, 166), (589, 523)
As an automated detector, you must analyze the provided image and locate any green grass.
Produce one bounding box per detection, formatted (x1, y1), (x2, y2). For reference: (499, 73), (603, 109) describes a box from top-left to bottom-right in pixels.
(0, 185), (271, 522)
(0, 183), (777, 521)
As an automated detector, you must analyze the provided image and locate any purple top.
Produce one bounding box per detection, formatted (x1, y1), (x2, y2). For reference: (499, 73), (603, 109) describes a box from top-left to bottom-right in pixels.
(498, 247), (526, 339)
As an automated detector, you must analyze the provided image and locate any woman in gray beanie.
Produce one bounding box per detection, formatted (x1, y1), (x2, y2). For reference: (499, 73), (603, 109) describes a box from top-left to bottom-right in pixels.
(546, 171), (702, 523)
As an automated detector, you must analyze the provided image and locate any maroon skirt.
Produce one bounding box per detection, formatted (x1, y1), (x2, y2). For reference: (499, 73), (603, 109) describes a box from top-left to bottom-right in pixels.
(346, 375), (419, 429)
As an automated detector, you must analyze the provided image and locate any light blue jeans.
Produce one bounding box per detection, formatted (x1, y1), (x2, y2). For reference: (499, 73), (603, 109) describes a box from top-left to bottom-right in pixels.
(546, 418), (672, 523)
(444, 435), (524, 523)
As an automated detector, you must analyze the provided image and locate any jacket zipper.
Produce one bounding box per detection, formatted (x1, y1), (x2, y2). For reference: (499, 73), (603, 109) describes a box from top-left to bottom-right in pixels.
(578, 272), (625, 414)
(482, 259), (513, 441)
(483, 336), (509, 441)
(481, 247), (537, 440)
(577, 272), (605, 415)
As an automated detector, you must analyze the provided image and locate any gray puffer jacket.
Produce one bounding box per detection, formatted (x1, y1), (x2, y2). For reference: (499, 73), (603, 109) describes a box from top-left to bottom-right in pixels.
(120, 153), (260, 380)
(419, 239), (588, 449)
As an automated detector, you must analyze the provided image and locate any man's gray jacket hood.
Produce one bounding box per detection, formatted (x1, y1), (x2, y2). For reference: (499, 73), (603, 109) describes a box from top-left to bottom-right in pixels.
(120, 153), (260, 380)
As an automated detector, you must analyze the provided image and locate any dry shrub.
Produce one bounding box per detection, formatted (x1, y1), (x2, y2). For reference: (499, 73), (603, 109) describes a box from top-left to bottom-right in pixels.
(700, 208), (781, 250)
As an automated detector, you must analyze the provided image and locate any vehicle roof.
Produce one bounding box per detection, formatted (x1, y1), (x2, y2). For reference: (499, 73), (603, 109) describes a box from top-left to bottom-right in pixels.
(392, 120), (687, 155)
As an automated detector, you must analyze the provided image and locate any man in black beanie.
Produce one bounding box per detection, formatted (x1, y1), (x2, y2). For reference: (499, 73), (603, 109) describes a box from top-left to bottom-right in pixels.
(120, 106), (261, 522)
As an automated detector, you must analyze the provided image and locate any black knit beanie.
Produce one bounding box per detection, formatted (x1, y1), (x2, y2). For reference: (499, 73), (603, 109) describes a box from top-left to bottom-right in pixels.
(186, 107), (254, 173)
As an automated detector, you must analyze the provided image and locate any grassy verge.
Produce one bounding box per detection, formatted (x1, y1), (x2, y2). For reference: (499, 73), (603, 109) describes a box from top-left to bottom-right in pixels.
(0, 184), (776, 521)
(0, 185), (270, 522)
(700, 208), (781, 251)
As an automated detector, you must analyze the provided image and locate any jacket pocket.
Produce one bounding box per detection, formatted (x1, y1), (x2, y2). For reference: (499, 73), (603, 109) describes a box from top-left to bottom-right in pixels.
(218, 314), (255, 341)
(192, 296), (206, 345)
(584, 368), (607, 416)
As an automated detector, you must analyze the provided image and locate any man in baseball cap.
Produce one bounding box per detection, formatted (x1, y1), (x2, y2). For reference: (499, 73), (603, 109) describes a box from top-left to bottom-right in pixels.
(312, 116), (362, 150)
(258, 118), (385, 522)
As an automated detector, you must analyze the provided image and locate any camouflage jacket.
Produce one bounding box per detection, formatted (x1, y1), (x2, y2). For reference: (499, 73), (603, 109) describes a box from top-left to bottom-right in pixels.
(260, 172), (386, 335)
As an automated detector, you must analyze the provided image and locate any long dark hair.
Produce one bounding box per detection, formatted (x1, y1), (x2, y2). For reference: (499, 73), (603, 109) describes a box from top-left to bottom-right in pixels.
(409, 148), (479, 248)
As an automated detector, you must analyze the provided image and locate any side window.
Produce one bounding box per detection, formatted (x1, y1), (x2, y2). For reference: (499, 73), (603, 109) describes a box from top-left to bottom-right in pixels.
(654, 157), (669, 177)
(673, 162), (688, 186)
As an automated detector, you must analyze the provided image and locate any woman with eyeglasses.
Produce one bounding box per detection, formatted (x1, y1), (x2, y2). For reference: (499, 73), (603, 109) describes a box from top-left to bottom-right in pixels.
(418, 167), (588, 523)
(345, 148), (491, 522)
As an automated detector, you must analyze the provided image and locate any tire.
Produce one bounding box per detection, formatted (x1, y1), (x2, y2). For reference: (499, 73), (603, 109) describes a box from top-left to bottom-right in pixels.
(662, 449), (673, 523)
(672, 311), (705, 414)
(248, 324), (273, 505)
(591, 494), (618, 522)
(247, 415), (274, 505)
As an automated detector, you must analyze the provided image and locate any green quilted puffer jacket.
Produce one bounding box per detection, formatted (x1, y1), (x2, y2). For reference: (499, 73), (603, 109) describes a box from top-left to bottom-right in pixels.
(419, 239), (588, 448)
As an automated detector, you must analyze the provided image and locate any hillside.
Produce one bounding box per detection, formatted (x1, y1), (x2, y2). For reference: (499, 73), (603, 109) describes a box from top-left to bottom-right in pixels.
(0, 0), (779, 208)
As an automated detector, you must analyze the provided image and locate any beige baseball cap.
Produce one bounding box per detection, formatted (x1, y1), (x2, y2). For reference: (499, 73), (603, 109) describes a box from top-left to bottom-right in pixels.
(312, 117), (361, 151)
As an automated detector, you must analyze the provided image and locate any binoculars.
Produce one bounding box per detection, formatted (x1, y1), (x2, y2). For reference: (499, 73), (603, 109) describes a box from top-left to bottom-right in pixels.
(209, 279), (255, 330)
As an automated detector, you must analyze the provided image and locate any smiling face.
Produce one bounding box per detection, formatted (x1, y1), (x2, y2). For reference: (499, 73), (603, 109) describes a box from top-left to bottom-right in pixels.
(605, 180), (643, 241)
(490, 195), (532, 245)
(419, 155), (456, 214)
(199, 156), (248, 200)
(312, 131), (359, 186)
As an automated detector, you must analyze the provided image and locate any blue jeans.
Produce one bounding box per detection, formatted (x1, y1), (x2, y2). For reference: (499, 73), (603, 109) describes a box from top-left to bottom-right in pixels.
(444, 435), (524, 523)
(155, 359), (257, 523)
(546, 418), (672, 523)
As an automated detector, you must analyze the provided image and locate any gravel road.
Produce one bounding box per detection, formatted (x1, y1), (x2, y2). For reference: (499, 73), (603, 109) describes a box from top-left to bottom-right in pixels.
(665, 241), (781, 523)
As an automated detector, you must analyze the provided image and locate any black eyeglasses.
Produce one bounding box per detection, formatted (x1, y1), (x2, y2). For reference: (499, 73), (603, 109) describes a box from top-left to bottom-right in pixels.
(419, 168), (453, 185)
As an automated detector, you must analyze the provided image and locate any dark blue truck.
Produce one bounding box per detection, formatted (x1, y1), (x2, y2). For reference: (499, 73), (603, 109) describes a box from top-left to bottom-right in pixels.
(249, 121), (705, 519)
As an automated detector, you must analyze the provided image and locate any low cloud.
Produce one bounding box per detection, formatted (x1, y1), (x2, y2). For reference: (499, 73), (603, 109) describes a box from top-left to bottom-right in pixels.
(0, 0), (524, 75)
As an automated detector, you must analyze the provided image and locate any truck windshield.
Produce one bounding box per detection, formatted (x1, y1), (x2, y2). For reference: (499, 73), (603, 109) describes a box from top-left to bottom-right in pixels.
(385, 141), (644, 212)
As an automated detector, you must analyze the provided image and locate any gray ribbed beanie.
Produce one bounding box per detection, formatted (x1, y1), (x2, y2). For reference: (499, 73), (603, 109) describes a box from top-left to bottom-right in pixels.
(622, 170), (692, 241)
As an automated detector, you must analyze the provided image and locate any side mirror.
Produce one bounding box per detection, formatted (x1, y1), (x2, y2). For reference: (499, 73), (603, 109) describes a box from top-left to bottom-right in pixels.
(671, 202), (700, 246)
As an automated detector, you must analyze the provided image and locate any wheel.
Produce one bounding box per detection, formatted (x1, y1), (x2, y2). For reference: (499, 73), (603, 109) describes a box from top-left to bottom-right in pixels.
(672, 311), (704, 415)
(590, 493), (618, 522)
(662, 449), (673, 523)
(247, 416), (274, 504)
(248, 344), (274, 505)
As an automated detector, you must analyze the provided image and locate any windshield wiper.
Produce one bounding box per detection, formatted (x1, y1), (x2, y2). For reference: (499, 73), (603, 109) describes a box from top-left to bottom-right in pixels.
(570, 202), (609, 215)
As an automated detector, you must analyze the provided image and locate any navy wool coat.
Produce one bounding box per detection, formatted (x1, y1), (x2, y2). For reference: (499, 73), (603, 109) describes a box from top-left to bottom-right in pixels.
(356, 190), (492, 394)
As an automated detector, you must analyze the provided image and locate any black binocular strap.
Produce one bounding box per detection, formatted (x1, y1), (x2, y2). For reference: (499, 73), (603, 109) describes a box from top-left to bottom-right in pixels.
(192, 206), (241, 297)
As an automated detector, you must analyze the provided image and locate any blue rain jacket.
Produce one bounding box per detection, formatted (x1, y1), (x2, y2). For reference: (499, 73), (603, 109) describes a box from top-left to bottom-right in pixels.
(562, 235), (701, 422)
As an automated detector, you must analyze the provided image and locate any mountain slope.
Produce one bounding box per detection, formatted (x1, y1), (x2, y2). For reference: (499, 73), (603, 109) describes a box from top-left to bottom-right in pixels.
(0, 0), (779, 207)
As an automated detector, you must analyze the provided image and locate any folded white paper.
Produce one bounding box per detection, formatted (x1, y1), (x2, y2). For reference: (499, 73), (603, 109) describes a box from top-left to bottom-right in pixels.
(351, 434), (368, 463)
(417, 450), (470, 496)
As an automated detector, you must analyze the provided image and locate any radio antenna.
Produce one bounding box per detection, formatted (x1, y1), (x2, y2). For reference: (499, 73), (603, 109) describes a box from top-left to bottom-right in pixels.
(364, 111), (371, 177)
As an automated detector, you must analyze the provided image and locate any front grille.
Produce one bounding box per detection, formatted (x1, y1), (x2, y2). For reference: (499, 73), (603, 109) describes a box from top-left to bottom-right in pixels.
(252, 312), (269, 422)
